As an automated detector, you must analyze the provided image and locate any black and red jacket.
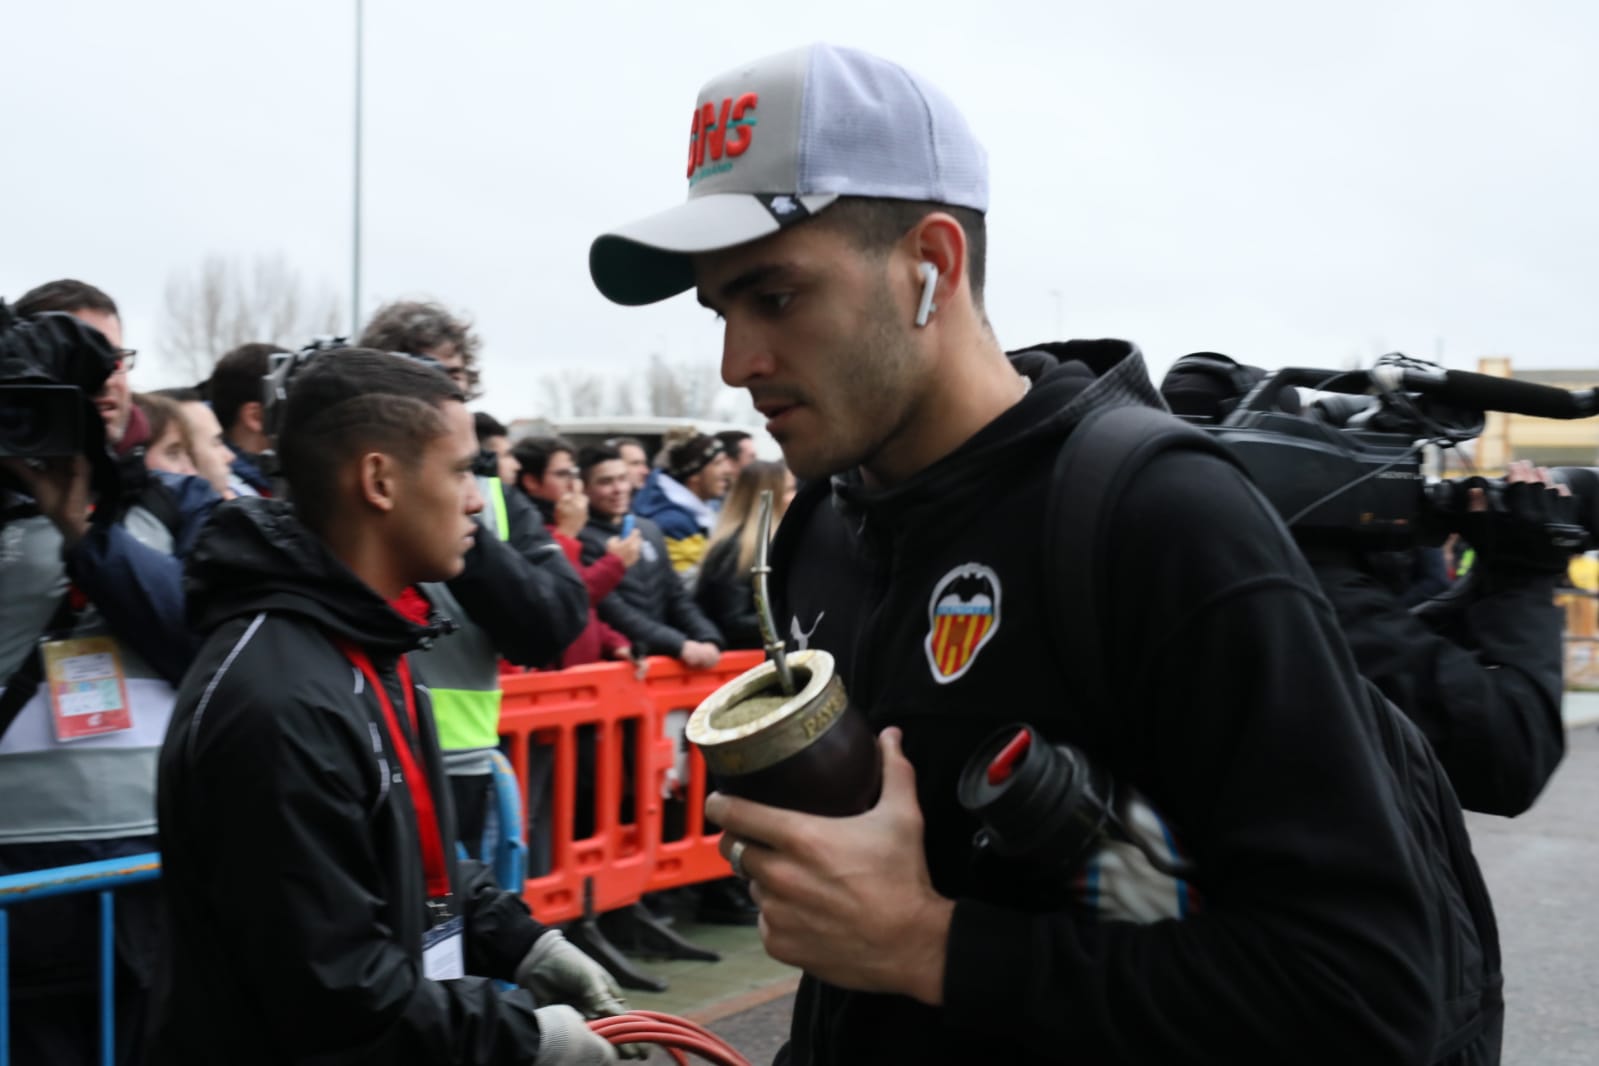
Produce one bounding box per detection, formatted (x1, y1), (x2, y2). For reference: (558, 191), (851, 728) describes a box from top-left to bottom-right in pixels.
(151, 498), (555, 1065)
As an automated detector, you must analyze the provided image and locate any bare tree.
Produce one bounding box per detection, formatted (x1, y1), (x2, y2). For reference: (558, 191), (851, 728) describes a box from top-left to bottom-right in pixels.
(537, 374), (567, 420)
(678, 361), (725, 419)
(535, 371), (614, 418)
(528, 361), (724, 420)
(567, 372), (607, 417)
(645, 355), (722, 417)
(611, 376), (638, 416)
(530, 375), (562, 421)
(646, 355), (686, 416)
(160, 253), (341, 382)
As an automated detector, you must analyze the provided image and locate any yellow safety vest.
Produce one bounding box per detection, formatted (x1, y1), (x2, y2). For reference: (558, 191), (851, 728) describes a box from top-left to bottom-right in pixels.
(411, 477), (510, 752)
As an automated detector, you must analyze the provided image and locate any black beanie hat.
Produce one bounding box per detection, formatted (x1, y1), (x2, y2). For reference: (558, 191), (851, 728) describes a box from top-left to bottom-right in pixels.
(666, 434), (725, 481)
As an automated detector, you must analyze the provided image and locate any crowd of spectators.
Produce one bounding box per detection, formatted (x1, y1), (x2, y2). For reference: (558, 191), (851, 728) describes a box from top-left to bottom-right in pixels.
(0, 279), (780, 1065)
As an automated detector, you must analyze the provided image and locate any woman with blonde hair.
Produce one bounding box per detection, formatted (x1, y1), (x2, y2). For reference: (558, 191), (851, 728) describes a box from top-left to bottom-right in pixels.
(693, 460), (796, 649)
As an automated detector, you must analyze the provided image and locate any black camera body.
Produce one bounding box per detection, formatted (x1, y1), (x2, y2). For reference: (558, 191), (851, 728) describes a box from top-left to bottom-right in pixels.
(0, 303), (122, 508)
(1167, 355), (1599, 551)
(262, 335), (350, 440)
(1207, 409), (1431, 547)
(260, 335), (451, 442)
(0, 384), (85, 459)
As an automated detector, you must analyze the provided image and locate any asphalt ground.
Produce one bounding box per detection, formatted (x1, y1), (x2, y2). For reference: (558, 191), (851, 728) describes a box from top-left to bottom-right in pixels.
(1467, 722), (1599, 1064)
(631, 700), (1599, 1064)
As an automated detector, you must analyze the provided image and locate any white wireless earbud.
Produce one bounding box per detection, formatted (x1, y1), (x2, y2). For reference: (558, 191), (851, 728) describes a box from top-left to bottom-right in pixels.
(914, 262), (939, 327)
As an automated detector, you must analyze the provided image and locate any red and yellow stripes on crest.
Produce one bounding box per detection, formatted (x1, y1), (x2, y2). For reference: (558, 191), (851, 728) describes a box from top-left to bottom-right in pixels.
(931, 612), (994, 678)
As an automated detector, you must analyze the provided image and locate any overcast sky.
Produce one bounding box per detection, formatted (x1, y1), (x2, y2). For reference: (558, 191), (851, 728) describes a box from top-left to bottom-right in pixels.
(4, 0), (1596, 422)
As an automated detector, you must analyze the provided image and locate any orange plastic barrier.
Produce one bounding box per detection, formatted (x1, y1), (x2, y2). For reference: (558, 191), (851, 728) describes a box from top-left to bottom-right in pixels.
(498, 652), (763, 924)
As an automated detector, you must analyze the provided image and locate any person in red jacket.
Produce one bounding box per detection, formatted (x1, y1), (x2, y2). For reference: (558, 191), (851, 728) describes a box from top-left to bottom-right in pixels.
(512, 436), (642, 668)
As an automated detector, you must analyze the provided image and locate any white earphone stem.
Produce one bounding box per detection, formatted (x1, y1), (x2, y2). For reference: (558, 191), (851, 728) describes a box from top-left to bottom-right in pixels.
(915, 262), (939, 327)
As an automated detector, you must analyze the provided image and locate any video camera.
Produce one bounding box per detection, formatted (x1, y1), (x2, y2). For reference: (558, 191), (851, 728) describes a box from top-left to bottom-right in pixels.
(262, 335), (352, 441)
(0, 301), (124, 508)
(257, 336), (461, 479)
(0, 383), (81, 461)
(1164, 352), (1599, 550)
(261, 335), (461, 439)
(0, 301), (121, 461)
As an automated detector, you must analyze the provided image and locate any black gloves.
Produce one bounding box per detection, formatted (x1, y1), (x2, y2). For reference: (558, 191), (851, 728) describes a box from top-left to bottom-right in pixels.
(1452, 476), (1588, 574)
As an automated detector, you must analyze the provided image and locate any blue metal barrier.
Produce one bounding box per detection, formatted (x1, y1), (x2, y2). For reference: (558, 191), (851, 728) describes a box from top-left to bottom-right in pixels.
(0, 853), (161, 1066)
(484, 750), (528, 896)
(0, 767), (520, 1064)
(451, 753), (529, 897)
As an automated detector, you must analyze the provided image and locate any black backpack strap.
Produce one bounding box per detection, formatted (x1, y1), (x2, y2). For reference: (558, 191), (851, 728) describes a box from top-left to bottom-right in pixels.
(1043, 405), (1243, 717)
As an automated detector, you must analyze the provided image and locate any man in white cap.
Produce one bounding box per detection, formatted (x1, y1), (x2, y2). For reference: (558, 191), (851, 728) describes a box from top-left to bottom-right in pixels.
(590, 44), (1460, 1065)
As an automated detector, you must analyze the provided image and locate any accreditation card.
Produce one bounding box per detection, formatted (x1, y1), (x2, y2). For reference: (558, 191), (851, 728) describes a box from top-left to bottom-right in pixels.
(422, 916), (465, 981)
(40, 636), (133, 742)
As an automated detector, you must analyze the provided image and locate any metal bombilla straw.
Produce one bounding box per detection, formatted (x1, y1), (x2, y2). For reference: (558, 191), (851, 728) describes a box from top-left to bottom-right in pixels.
(685, 490), (880, 817)
(751, 489), (796, 697)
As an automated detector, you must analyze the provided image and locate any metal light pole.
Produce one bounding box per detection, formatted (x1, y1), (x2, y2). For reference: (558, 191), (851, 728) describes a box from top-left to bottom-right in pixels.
(351, 0), (365, 335)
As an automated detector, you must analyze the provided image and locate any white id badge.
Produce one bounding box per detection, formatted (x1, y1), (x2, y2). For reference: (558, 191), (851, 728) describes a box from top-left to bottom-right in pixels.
(422, 916), (465, 980)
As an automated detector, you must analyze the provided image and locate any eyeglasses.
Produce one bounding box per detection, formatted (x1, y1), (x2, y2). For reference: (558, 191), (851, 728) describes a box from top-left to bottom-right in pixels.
(113, 348), (137, 373)
(550, 468), (580, 480)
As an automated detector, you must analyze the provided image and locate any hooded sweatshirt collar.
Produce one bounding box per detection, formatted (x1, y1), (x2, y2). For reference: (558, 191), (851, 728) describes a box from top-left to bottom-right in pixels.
(637, 469), (717, 533)
(185, 497), (442, 655)
(830, 341), (1165, 539)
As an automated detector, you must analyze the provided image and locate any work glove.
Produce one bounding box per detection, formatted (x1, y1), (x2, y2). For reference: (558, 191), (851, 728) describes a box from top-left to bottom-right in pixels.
(531, 1004), (619, 1065)
(517, 931), (646, 1060)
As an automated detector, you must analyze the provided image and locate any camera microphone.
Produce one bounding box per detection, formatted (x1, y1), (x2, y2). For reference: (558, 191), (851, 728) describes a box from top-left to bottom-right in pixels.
(1372, 365), (1599, 421)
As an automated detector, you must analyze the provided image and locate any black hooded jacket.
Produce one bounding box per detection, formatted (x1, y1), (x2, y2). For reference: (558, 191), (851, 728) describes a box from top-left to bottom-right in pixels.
(769, 343), (1442, 1065)
(577, 513), (723, 656)
(439, 484), (589, 668)
(1304, 548), (1566, 817)
(148, 498), (553, 1066)
(693, 537), (763, 650)
(1161, 353), (1566, 817)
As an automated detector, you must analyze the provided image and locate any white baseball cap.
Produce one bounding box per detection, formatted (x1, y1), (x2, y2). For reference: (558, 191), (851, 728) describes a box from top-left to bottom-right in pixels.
(589, 43), (989, 306)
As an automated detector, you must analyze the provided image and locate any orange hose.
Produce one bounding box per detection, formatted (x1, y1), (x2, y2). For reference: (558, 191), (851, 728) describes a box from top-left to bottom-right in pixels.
(589, 1010), (753, 1065)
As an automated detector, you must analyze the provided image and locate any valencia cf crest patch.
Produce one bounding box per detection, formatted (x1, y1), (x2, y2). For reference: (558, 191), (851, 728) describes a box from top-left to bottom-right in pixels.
(924, 564), (1001, 684)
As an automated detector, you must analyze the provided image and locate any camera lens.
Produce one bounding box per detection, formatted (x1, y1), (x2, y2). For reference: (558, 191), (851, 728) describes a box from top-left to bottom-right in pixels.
(0, 401), (48, 452)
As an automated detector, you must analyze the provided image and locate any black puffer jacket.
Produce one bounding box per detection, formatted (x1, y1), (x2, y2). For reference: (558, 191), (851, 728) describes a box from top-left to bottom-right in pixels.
(693, 537), (762, 650)
(148, 498), (552, 1065)
(577, 514), (723, 656)
(437, 484), (588, 667)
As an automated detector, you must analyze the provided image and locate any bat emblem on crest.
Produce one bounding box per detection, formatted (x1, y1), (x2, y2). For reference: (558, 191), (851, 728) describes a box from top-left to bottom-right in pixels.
(924, 563), (1001, 684)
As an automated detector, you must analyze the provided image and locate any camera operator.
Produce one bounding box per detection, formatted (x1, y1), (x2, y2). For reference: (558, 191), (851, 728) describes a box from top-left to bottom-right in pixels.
(356, 302), (588, 851)
(1161, 353), (1575, 817)
(0, 283), (220, 1065)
